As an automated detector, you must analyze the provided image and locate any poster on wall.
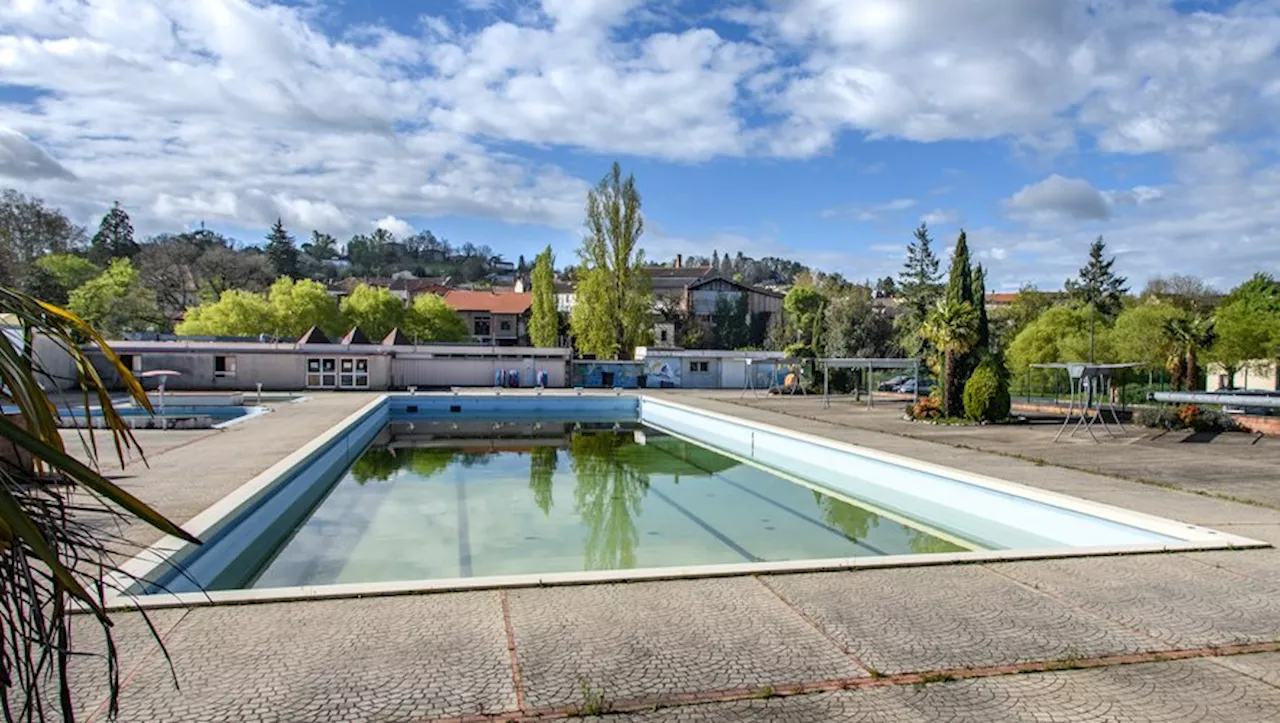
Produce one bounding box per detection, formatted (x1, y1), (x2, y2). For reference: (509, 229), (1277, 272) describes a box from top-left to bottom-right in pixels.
(644, 359), (681, 388)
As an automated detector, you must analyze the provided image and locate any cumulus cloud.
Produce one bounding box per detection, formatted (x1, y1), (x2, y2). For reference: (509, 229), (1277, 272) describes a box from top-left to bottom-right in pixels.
(1005, 175), (1111, 221)
(0, 127), (75, 181)
(920, 208), (961, 225)
(737, 0), (1280, 156)
(0, 0), (1277, 289)
(374, 215), (415, 238)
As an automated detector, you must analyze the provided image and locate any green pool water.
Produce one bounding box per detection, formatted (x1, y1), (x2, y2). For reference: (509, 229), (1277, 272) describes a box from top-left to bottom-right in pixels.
(250, 420), (968, 588)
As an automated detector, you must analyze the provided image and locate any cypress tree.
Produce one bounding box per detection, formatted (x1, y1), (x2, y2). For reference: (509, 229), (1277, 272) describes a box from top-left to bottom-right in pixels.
(945, 230), (973, 307)
(972, 263), (989, 353)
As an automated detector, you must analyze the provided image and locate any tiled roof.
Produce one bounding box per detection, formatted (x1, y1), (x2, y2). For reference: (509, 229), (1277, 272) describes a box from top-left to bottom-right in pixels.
(986, 292), (1019, 304)
(443, 289), (533, 314)
(686, 275), (785, 298)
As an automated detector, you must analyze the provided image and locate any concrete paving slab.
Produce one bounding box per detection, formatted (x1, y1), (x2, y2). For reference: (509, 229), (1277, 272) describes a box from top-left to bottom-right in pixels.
(763, 566), (1159, 674)
(70, 393), (381, 551)
(599, 656), (1280, 722)
(877, 657), (1280, 723)
(990, 555), (1280, 649)
(108, 592), (516, 723)
(506, 577), (866, 711)
(1182, 547), (1280, 586)
(592, 689), (905, 722)
(1211, 651), (1280, 688)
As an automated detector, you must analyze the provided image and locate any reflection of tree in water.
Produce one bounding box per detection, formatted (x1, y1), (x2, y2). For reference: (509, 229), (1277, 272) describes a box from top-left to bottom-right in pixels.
(409, 448), (458, 479)
(812, 490), (878, 542)
(570, 431), (650, 570)
(906, 529), (964, 554)
(529, 446), (557, 515)
(350, 447), (401, 484)
(350, 446), (458, 484)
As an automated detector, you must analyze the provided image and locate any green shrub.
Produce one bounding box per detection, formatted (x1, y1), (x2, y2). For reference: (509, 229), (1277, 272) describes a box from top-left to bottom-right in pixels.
(907, 396), (943, 420)
(1135, 405), (1242, 432)
(963, 356), (1011, 422)
(1134, 406), (1180, 429)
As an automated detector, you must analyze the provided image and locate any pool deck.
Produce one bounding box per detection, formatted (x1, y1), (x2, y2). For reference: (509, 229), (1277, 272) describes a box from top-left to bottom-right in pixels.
(63, 391), (1280, 722)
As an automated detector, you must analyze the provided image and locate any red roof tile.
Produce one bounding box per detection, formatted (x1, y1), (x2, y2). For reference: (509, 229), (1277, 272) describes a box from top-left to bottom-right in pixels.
(443, 289), (533, 314)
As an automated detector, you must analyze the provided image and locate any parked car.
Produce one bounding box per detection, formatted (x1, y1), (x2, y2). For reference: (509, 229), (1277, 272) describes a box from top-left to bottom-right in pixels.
(897, 379), (935, 395)
(878, 375), (910, 391)
(1212, 388), (1277, 416)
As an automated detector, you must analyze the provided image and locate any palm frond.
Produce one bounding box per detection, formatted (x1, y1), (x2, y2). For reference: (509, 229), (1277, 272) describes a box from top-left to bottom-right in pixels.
(1, 285), (199, 723)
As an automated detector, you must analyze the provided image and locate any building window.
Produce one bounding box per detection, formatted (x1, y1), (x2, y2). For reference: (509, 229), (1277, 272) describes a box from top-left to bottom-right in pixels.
(690, 361), (709, 373)
(214, 355), (236, 378)
(307, 357), (337, 388)
(118, 354), (143, 373)
(500, 319), (512, 332)
(474, 315), (492, 337)
(659, 329), (669, 343)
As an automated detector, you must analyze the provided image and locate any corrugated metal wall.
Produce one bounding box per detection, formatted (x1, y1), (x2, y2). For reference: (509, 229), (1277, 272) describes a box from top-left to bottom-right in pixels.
(392, 356), (566, 388)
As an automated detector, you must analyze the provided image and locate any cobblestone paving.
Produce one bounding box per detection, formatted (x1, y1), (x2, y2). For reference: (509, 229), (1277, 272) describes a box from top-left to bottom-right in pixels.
(991, 554), (1280, 649)
(606, 656), (1280, 722)
(763, 565), (1160, 674)
(107, 593), (515, 722)
(20, 609), (187, 721)
(506, 577), (866, 710)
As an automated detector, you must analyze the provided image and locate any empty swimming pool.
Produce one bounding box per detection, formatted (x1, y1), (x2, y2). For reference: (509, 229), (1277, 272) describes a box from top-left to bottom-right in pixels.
(115, 394), (1263, 604)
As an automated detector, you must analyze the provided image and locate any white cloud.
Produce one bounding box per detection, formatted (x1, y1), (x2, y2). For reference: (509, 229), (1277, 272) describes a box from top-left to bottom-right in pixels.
(822, 198), (916, 221)
(738, 0), (1280, 156)
(1103, 185), (1165, 207)
(0, 0), (1277, 291)
(1005, 175), (1111, 221)
(920, 208), (960, 225)
(0, 127), (75, 181)
(374, 215), (415, 238)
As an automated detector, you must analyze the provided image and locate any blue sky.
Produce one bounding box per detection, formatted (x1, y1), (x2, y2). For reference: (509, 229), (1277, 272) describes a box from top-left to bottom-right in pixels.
(1, 0), (1278, 291)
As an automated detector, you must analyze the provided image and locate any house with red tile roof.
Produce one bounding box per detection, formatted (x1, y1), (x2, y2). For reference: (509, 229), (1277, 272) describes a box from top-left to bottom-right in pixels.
(443, 289), (533, 346)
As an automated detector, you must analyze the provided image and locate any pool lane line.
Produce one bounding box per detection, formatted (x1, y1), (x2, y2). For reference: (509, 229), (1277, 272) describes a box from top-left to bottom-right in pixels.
(718, 477), (892, 556)
(641, 421), (982, 552)
(646, 486), (762, 563)
(457, 477), (473, 577)
(640, 435), (894, 556)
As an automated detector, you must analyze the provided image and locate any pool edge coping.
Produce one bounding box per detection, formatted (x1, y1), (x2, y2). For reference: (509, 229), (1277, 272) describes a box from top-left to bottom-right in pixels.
(101, 539), (1268, 611)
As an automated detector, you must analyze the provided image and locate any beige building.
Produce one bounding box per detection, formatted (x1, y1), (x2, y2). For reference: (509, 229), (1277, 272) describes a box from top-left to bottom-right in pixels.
(1206, 361), (1279, 392)
(85, 337), (571, 391)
